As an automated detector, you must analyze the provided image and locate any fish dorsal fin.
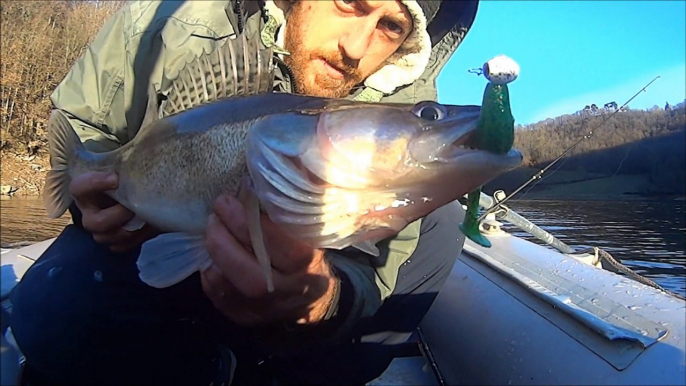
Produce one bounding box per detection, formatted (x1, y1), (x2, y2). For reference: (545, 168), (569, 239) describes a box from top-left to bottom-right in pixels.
(157, 31), (275, 119)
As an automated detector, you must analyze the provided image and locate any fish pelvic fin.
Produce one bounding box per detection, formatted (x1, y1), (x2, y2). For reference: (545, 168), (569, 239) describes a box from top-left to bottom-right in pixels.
(137, 232), (212, 288)
(160, 30), (275, 118)
(122, 215), (146, 232)
(239, 177), (275, 293)
(352, 240), (380, 257)
(44, 110), (84, 218)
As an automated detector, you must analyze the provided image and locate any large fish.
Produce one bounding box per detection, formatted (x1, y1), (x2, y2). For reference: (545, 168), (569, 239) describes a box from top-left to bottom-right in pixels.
(44, 32), (522, 291)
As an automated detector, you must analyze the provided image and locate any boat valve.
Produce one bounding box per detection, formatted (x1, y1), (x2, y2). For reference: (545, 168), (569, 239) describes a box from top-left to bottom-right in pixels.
(480, 212), (504, 235)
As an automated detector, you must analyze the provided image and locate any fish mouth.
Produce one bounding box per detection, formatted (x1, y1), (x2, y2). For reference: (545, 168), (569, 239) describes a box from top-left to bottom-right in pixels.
(433, 141), (523, 174)
(410, 112), (522, 171)
(434, 130), (480, 162)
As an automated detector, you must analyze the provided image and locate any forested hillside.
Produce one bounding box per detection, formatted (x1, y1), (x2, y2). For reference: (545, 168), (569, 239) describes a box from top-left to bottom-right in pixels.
(486, 102), (686, 197)
(1, 1), (124, 148)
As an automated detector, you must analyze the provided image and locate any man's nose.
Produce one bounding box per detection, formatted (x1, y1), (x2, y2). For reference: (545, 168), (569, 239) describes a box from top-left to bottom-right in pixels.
(338, 19), (376, 61)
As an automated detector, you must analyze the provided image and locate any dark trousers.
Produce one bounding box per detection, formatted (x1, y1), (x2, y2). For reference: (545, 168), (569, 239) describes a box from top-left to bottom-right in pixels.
(9, 202), (464, 386)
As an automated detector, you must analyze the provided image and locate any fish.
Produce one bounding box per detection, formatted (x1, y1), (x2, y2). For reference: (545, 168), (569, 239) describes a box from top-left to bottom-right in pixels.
(459, 55), (519, 248)
(44, 32), (523, 292)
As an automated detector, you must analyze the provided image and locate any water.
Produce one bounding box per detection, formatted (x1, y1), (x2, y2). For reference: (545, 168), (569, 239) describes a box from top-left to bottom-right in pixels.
(0, 196), (71, 246)
(502, 199), (686, 297)
(1, 196), (684, 296)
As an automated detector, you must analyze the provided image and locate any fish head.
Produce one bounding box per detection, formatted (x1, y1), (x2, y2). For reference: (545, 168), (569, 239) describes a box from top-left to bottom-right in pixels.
(247, 97), (522, 251)
(311, 100), (522, 191)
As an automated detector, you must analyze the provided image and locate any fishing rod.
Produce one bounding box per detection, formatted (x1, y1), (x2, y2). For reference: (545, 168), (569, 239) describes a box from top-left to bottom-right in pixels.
(477, 75), (661, 222)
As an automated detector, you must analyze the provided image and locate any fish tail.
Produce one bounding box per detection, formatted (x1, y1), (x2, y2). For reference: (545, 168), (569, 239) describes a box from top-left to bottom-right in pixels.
(44, 110), (83, 218)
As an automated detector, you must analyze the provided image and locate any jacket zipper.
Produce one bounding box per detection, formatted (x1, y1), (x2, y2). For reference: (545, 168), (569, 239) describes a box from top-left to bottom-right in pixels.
(233, 0), (244, 33)
(274, 57), (296, 93)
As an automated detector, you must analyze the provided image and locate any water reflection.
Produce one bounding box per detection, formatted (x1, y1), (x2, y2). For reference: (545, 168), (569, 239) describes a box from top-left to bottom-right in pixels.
(1, 196), (684, 296)
(0, 196), (71, 245)
(504, 199), (686, 297)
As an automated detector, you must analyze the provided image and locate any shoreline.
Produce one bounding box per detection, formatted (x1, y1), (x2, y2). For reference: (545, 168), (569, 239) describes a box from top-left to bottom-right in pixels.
(507, 193), (685, 202)
(485, 169), (684, 202)
(1, 150), (50, 197)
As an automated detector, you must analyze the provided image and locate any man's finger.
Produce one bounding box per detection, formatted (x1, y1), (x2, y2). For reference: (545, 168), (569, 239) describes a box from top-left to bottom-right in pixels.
(200, 265), (265, 325)
(205, 214), (272, 298)
(93, 229), (133, 246)
(261, 219), (319, 272)
(70, 172), (118, 200)
(200, 263), (228, 300)
(213, 190), (317, 273)
(81, 204), (135, 234)
(94, 226), (145, 248)
(205, 214), (304, 298)
(213, 194), (250, 247)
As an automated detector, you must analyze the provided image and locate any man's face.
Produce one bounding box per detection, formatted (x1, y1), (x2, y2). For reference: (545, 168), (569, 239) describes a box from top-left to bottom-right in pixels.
(283, 0), (413, 98)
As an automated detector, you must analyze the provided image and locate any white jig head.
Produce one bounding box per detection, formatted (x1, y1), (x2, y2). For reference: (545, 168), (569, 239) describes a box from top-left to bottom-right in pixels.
(483, 55), (520, 85)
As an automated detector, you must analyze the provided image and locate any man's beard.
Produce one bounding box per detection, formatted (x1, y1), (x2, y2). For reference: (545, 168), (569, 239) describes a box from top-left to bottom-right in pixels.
(282, 2), (366, 98)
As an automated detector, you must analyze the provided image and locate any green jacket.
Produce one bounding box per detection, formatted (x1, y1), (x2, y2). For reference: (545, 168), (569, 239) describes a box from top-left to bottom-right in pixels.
(50, 0), (478, 342)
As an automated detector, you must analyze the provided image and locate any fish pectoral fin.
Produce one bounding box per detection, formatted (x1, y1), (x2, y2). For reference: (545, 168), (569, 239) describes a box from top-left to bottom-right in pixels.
(122, 215), (146, 232)
(239, 179), (275, 293)
(352, 240), (380, 257)
(137, 232), (211, 288)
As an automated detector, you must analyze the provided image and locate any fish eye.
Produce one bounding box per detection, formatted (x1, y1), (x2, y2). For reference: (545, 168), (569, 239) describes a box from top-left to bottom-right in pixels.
(413, 102), (446, 121)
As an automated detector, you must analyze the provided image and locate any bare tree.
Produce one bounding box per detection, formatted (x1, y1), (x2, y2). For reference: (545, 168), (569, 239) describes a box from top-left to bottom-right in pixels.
(0, 0), (124, 148)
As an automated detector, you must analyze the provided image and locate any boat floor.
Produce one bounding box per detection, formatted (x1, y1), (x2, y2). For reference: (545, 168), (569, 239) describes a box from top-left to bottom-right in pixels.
(370, 356), (438, 385)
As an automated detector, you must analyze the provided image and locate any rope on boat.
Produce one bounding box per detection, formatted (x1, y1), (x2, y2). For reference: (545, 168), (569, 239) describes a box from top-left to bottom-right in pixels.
(573, 247), (686, 301)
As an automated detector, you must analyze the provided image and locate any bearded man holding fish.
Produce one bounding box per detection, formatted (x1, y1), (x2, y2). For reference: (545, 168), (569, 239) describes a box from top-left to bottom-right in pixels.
(8, 1), (522, 385)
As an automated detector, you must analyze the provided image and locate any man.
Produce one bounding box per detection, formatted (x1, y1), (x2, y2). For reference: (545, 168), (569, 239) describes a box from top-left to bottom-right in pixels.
(9, 1), (479, 385)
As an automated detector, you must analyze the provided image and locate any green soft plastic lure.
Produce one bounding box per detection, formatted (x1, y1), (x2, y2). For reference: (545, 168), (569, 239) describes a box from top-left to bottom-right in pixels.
(459, 55), (519, 247)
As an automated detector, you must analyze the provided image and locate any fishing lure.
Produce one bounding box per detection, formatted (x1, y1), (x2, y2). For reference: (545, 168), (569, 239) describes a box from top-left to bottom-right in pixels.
(459, 55), (519, 247)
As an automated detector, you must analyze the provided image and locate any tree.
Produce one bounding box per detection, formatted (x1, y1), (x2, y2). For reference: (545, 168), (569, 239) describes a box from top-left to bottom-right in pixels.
(0, 0), (125, 148)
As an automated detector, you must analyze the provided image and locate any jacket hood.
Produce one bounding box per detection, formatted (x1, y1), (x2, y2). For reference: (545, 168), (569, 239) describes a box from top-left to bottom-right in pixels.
(263, 0), (478, 97)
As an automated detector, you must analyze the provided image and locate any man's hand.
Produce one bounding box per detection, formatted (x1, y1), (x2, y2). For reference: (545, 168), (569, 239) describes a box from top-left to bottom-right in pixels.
(200, 194), (338, 326)
(70, 171), (158, 253)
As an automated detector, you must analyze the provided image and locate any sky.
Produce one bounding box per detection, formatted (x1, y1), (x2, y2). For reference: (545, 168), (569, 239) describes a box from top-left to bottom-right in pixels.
(435, 1), (686, 125)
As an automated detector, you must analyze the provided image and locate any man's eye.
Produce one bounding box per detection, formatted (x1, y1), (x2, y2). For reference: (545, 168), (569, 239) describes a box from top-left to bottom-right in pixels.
(336, 0), (356, 10)
(386, 21), (403, 34)
(382, 20), (404, 35)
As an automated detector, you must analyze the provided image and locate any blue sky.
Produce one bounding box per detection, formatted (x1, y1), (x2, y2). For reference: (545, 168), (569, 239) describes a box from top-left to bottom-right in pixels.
(435, 1), (686, 125)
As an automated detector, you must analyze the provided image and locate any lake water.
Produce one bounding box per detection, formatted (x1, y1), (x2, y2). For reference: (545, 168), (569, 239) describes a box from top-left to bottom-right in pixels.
(0, 196), (72, 246)
(1, 196), (684, 296)
(502, 199), (685, 297)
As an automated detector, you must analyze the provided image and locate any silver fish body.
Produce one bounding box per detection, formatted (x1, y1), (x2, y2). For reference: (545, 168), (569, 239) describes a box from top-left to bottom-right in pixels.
(44, 32), (522, 289)
(48, 94), (520, 238)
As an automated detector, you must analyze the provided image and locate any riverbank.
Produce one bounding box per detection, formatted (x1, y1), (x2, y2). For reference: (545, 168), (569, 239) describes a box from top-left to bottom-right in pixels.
(511, 174), (683, 201)
(1, 149), (50, 196)
(486, 168), (684, 202)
